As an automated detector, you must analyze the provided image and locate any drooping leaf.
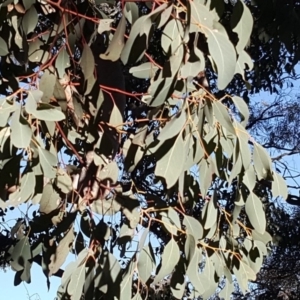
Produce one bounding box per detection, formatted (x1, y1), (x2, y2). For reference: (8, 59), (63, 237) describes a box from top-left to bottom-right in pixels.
(190, 1), (214, 33)
(213, 101), (235, 135)
(55, 168), (73, 194)
(245, 192), (266, 234)
(49, 227), (75, 276)
(253, 142), (273, 180)
(121, 15), (153, 65)
(22, 5), (38, 34)
(80, 44), (95, 79)
(11, 237), (32, 272)
(120, 260), (135, 300)
(158, 109), (187, 141)
(231, 0), (253, 53)
(155, 134), (186, 188)
(183, 215), (203, 241)
(38, 147), (58, 179)
(100, 15), (127, 61)
(203, 26), (236, 90)
(39, 70), (56, 103)
(204, 191), (218, 230)
(186, 247), (206, 295)
(272, 171), (288, 200)
(11, 107), (32, 148)
(232, 95), (250, 126)
(137, 245), (155, 284)
(20, 170), (35, 202)
(55, 48), (70, 78)
(39, 183), (59, 214)
(0, 36), (9, 56)
(153, 238), (180, 285)
(109, 104), (123, 126)
(67, 264), (85, 300)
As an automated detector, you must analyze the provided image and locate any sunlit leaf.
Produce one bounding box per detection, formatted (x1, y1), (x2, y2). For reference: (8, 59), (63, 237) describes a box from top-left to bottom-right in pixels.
(203, 26), (236, 90)
(153, 238), (180, 285)
(272, 171), (288, 200)
(245, 192), (266, 234)
(38, 147), (58, 179)
(11, 107), (32, 148)
(80, 44), (95, 79)
(137, 245), (155, 284)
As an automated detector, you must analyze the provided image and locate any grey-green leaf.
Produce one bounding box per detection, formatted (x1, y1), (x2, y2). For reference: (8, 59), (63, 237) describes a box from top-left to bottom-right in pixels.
(245, 192), (266, 234)
(11, 108), (32, 148)
(38, 147), (58, 178)
(203, 26), (236, 90)
(153, 238), (180, 285)
(272, 171), (288, 200)
(137, 245), (155, 284)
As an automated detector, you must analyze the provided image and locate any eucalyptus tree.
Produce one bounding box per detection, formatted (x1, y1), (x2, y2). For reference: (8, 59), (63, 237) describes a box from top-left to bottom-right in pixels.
(0, 0), (291, 299)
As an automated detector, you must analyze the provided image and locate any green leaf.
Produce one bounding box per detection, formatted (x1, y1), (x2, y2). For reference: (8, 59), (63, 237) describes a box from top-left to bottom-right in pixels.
(23, 0), (35, 11)
(0, 36), (9, 56)
(272, 171), (288, 200)
(109, 104), (123, 126)
(39, 183), (59, 214)
(245, 192), (266, 234)
(153, 238), (180, 285)
(121, 15), (153, 65)
(39, 70), (56, 103)
(190, 1), (214, 33)
(253, 143), (273, 180)
(203, 26), (236, 90)
(56, 48), (70, 78)
(11, 108), (32, 148)
(158, 110), (187, 142)
(120, 260), (135, 300)
(219, 279), (234, 300)
(80, 44), (95, 79)
(20, 171), (35, 202)
(67, 264), (85, 300)
(186, 247), (206, 295)
(11, 237), (32, 272)
(38, 147), (58, 179)
(213, 101), (235, 135)
(243, 165), (256, 192)
(236, 122), (251, 170)
(129, 62), (158, 79)
(157, 4), (173, 29)
(161, 19), (183, 54)
(160, 207), (181, 235)
(96, 161), (119, 184)
(100, 15), (127, 62)
(232, 96), (250, 126)
(233, 258), (256, 294)
(137, 245), (155, 284)
(55, 168), (73, 194)
(49, 228), (75, 276)
(149, 77), (176, 107)
(34, 103), (65, 121)
(22, 5), (38, 34)
(124, 2), (139, 25)
(155, 134), (186, 188)
(231, 1), (253, 53)
(183, 215), (203, 241)
(97, 19), (114, 34)
(198, 158), (212, 197)
(204, 191), (218, 230)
